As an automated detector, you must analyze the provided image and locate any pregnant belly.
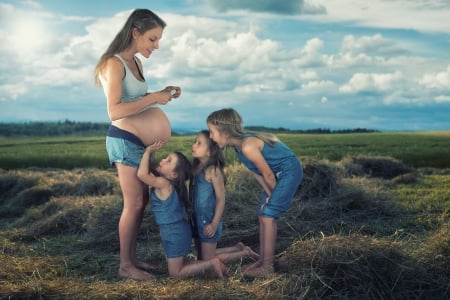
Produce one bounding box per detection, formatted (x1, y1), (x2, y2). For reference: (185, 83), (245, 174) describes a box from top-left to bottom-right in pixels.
(112, 107), (171, 145)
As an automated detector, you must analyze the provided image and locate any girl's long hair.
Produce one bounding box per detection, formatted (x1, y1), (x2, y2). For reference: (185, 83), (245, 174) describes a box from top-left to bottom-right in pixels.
(94, 9), (166, 86)
(172, 151), (192, 214)
(206, 108), (279, 148)
(192, 130), (226, 184)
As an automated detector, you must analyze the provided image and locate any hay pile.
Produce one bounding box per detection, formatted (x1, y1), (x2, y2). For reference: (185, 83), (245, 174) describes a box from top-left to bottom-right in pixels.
(0, 168), (118, 218)
(1, 155), (449, 299)
(339, 155), (413, 179)
(277, 234), (449, 299)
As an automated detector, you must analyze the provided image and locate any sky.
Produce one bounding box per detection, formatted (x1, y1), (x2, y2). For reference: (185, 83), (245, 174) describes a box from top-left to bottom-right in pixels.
(0, 0), (449, 132)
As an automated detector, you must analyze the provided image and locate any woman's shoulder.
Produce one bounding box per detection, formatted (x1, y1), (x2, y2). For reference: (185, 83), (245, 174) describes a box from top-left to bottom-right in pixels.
(103, 55), (125, 74)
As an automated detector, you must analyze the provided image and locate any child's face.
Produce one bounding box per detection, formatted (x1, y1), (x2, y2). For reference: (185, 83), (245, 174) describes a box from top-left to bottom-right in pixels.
(157, 153), (179, 178)
(192, 133), (209, 159)
(207, 123), (226, 148)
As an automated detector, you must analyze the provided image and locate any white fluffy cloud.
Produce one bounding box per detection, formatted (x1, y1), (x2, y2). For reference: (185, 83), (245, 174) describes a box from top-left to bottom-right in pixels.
(0, 1), (449, 130)
(340, 71), (403, 94)
(419, 65), (450, 91)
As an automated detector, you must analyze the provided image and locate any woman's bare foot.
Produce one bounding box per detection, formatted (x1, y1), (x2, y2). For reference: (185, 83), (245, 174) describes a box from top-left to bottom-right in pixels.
(243, 265), (274, 278)
(241, 260), (261, 273)
(118, 266), (154, 281)
(135, 260), (157, 271)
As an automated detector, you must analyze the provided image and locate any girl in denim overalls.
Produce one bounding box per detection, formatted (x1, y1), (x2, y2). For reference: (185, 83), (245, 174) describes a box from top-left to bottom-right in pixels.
(191, 130), (259, 263)
(207, 108), (303, 278)
(137, 141), (227, 278)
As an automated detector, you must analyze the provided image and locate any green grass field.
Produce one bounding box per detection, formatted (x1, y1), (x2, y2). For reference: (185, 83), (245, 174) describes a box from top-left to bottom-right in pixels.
(0, 131), (449, 298)
(1, 131), (449, 169)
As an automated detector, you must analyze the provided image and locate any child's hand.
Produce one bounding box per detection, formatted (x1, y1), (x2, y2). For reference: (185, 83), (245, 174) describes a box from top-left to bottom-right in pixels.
(204, 223), (217, 237)
(259, 196), (270, 213)
(147, 140), (165, 152)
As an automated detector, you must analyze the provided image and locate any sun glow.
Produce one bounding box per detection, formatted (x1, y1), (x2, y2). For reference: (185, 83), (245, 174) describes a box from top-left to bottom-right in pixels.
(11, 16), (48, 55)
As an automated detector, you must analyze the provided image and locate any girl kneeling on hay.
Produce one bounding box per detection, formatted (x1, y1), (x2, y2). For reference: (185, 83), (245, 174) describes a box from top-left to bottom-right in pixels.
(138, 141), (227, 279)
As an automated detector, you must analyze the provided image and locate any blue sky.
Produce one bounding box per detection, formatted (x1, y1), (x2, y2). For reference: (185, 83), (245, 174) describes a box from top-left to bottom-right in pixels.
(0, 0), (449, 131)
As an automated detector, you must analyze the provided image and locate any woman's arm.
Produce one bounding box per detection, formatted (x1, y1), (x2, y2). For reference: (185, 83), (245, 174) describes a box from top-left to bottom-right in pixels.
(102, 57), (174, 121)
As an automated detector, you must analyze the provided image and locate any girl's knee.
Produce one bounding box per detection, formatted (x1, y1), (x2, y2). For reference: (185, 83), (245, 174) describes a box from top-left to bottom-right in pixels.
(259, 216), (276, 225)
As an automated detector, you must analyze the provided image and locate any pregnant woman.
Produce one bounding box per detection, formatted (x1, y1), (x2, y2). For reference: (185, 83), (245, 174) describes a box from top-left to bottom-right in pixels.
(94, 9), (181, 280)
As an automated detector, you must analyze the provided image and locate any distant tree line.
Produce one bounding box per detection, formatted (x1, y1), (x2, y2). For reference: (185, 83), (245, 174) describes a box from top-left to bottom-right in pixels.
(0, 120), (109, 137)
(0, 121), (378, 137)
(245, 126), (378, 134)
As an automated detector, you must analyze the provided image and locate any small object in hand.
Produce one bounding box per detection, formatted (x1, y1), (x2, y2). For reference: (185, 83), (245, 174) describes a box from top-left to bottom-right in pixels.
(170, 89), (176, 96)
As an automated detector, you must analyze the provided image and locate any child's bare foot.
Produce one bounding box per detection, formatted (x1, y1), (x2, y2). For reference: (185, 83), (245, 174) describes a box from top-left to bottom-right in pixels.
(118, 266), (154, 281)
(243, 265), (274, 278)
(234, 241), (246, 251)
(211, 257), (227, 279)
(135, 260), (157, 271)
(241, 260), (261, 273)
(244, 246), (260, 260)
(218, 258), (230, 277)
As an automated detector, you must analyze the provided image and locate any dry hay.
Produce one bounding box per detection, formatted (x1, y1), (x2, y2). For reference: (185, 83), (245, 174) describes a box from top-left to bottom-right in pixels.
(0, 168), (119, 217)
(12, 196), (99, 238)
(419, 167), (450, 175)
(425, 219), (450, 267)
(391, 172), (420, 184)
(276, 234), (449, 299)
(222, 164), (261, 244)
(298, 158), (339, 200)
(339, 155), (412, 179)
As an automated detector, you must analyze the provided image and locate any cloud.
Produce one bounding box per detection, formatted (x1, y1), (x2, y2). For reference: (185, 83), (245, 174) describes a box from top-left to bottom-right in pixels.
(419, 65), (450, 91)
(339, 71), (403, 94)
(311, 0), (450, 34)
(0, 2), (449, 130)
(341, 34), (408, 57)
(205, 0), (326, 15)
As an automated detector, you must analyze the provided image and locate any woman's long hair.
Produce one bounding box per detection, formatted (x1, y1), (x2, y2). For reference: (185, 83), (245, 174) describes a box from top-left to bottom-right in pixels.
(94, 9), (166, 86)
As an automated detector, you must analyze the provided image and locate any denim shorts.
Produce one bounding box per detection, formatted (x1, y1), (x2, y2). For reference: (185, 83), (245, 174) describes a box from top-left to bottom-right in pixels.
(257, 158), (303, 219)
(191, 217), (223, 243)
(159, 220), (192, 259)
(105, 126), (145, 168)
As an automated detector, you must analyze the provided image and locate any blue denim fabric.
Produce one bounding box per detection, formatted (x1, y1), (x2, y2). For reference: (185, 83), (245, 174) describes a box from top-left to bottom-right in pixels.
(159, 220), (192, 258)
(257, 157), (303, 219)
(105, 136), (144, 168)
(190, 171), (223, 242)
(151, 190), (187, 225)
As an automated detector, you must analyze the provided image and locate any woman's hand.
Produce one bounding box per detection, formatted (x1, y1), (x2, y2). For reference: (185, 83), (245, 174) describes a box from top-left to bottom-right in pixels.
(162, 86), (182, 99)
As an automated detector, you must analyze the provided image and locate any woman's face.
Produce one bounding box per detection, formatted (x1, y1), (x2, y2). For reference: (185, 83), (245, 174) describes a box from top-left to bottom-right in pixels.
(135, 26), (164, 58)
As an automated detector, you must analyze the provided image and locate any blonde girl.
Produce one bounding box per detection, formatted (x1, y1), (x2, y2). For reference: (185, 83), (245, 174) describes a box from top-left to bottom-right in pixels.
(206, 108), (303, 278)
